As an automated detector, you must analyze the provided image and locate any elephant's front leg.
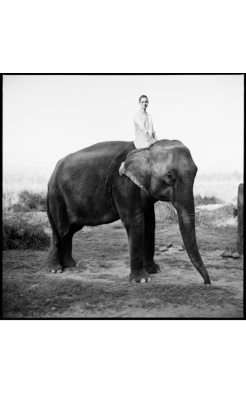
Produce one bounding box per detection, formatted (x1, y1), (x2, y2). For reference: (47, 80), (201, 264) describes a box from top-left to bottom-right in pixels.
(143, 205), (161, 274)
(125, 212), (151, 284)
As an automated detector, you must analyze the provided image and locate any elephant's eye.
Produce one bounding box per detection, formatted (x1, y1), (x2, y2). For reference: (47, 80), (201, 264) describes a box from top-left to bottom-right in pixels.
(164, 172), (176, 185)
(167, 175), (175, 184)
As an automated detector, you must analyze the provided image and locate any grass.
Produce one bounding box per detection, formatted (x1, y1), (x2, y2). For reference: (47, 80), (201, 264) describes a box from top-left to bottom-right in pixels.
(3, 190), (47, 212)
(2, 216), (50, 250)
(196, 226), (237, 251)
(155, 200), (236, 229)
(155, 202), (178, 224)
(195, 205), (235, 228)
(3, 168), (49, 209)
(194, 195), (223, 206)
(2, 268), (237, 318)
(18, 190), (46, 211)
(154, 222), (237, 252)
(2, 210), (241, 317)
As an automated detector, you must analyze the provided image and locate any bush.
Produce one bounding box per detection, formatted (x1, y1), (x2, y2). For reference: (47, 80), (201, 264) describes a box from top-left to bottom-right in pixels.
(155, 202), (178, 224)
(195, 204), (235, 227)
(2, 217), (50, 250)
(194, 195), (224, 207)
(14, 190), (47, 212)
(11, 203), (29, 213)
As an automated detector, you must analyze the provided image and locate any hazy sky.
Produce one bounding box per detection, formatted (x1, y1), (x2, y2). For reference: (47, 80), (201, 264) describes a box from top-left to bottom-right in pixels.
(3, 74), (244, 173)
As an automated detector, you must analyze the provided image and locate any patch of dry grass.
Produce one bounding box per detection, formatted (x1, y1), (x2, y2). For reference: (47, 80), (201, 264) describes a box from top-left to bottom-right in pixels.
(3, 169), (49, 209)
(2, 209), (240, 318)
(2, 216), (50, 251)
(2, 270), (237, 318)
(195, 205), (235, 227)
(155, 202), (178, 224)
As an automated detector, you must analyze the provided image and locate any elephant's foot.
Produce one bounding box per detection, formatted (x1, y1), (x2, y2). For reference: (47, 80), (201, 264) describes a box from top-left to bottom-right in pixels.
(129, 269), (151, 284)
(47, 246), (63, 273)
(144, 260), (161, 274)
(62, 256), (77, 268)
(48, 261), (63, 274)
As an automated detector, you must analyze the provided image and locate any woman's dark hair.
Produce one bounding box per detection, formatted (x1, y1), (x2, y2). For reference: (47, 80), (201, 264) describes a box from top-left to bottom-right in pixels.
(139, 95), (148, 103)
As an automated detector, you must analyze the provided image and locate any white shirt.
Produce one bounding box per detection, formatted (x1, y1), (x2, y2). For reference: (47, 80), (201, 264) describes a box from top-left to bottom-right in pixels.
(133, 110), (158, 149)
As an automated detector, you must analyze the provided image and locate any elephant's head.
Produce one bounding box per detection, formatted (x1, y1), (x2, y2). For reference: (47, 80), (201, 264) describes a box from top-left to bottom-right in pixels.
(123, 140), (211, 284)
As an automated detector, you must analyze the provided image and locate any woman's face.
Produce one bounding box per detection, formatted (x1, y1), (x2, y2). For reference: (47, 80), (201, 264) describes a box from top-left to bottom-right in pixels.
(140, 97), (148, 111)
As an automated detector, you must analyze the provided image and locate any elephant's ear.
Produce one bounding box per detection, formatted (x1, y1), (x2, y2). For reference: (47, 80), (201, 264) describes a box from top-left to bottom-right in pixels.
(123, 150), (151, 194)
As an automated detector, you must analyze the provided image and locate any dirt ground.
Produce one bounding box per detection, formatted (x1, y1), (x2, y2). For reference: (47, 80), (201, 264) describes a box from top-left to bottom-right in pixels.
(2, 211), (244, 318)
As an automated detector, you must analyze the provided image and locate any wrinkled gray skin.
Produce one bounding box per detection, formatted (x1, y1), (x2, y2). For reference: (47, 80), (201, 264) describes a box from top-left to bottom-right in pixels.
(47, 140), (211, 284)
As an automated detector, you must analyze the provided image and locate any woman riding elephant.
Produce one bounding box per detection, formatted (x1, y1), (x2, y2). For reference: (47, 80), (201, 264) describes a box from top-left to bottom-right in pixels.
(134, 94), (158, 148)
(119, 95), (158, 175)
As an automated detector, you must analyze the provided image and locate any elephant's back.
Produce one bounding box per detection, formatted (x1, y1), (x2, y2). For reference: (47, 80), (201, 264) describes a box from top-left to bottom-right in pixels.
(64, 140), (134, 169)
(48, 141), (135, 188)
(80, 140), (134, 155)
(63, 141), (133, 164)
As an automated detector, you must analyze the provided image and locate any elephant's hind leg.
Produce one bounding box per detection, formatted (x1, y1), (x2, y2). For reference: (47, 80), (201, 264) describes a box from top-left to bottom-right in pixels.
(47, 233), (63, 273)
(47, 228), (80, 273)
(60, 230), (80, 268)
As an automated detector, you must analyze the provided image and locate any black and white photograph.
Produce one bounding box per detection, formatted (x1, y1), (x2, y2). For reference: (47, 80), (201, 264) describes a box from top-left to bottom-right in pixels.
(1, 1), (245, 391)
(2, 74), (244, 319)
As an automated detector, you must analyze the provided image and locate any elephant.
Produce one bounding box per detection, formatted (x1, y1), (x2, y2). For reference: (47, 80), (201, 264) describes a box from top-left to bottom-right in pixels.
(46, 139), (211, 285)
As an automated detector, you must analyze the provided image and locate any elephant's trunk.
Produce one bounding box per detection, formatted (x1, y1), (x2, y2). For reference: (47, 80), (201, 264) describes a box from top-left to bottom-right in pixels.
(174, 187), (211, 285)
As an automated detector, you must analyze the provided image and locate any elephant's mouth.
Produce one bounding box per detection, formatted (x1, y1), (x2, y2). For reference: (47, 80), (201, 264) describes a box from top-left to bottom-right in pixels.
(156, 187), (173, 202)
(161, 196), (171, 202)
